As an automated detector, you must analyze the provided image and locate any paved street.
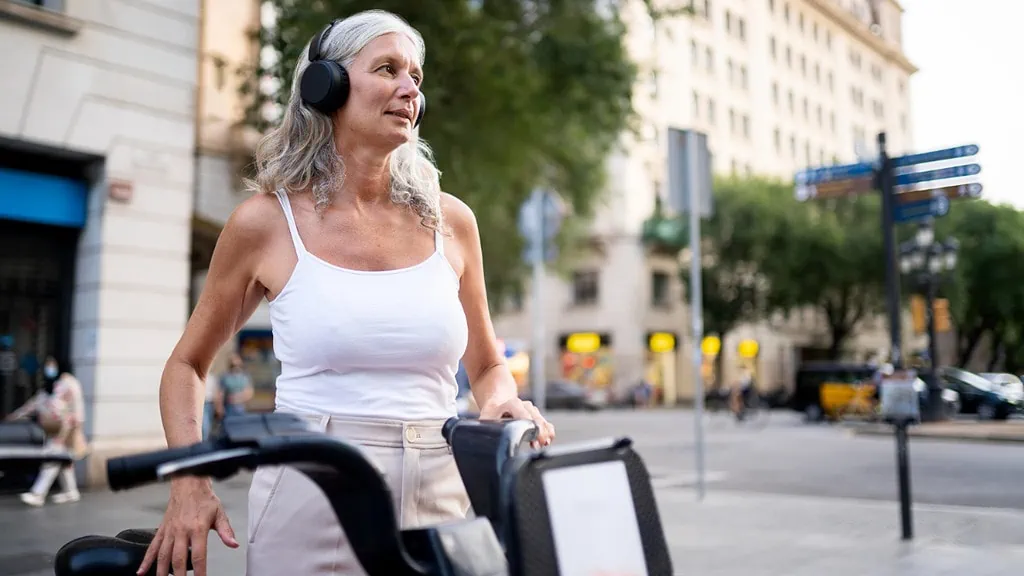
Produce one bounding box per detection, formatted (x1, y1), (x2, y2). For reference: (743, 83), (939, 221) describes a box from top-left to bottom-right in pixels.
(3, 409), (1024, 575)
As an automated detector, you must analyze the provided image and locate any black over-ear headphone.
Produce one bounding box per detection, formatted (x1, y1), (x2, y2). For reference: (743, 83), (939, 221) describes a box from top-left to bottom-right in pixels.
(299, 19), (426, 128)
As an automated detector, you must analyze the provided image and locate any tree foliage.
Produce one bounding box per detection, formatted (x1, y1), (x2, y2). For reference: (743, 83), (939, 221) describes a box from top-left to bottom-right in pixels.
(936, 200), (1024, 372)
(241, 0), (676, 306)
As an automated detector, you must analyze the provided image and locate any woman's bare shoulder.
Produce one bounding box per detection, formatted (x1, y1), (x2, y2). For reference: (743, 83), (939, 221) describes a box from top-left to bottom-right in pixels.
(221, 191), (289, 245)
(439, 192), (478, 238)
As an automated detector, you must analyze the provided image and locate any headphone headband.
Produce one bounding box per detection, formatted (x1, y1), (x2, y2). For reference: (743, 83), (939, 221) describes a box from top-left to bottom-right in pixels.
(308, 19), (341, 63)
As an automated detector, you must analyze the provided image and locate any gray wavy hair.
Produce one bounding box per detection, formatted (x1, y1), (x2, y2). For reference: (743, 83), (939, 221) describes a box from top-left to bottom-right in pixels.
(247, 10), (443, 231)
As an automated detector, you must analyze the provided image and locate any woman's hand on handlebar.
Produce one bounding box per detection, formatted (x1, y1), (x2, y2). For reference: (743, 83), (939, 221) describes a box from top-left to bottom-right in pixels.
(479, 397), (556, 449)
(138, 477), (238, 576)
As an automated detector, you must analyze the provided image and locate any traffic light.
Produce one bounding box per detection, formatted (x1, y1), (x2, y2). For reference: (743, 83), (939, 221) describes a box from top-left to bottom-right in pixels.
(911, 295), (926, 334)
(934, 299), (951, 332)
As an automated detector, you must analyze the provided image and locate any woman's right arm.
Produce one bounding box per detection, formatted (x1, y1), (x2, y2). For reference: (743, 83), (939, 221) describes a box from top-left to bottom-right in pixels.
(141, 194), (279, 576)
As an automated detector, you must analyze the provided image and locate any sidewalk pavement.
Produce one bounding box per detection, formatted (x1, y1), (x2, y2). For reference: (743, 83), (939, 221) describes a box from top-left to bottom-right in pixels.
(3, 474), (1024, 575)
(849, 419), (1024, 443)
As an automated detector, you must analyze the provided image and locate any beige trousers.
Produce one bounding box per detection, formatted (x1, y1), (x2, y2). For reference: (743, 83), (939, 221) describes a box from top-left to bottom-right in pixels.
(246, 413), (470, 575)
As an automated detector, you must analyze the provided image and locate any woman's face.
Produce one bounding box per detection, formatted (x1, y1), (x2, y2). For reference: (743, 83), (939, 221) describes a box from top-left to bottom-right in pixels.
(44, 358), (59, 379)
(336, 33), (423, 150)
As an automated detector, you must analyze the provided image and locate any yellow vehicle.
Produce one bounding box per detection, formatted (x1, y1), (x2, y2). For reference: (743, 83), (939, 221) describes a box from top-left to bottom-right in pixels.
(790, 363), (879, 422)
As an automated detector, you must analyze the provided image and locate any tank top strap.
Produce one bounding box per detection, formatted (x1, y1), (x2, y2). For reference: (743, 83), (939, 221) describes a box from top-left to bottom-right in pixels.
(434, 229), (444, 256)
(274, 190), (307, 258)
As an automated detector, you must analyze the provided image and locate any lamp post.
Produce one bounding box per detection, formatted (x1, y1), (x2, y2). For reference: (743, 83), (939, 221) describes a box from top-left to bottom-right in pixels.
(899, 221), (959, 421)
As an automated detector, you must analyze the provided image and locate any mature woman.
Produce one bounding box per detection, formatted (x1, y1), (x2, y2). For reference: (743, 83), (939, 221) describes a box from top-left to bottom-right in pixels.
(139, 10), (555, 576)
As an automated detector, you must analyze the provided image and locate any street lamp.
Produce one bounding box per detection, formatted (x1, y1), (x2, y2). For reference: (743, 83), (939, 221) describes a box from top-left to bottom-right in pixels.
(899, 221), (959, 421)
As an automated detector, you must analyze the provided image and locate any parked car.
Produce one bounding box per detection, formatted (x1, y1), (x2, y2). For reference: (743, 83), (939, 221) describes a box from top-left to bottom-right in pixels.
(939, 367), (1022, 420)
(520, 380), (606, 411)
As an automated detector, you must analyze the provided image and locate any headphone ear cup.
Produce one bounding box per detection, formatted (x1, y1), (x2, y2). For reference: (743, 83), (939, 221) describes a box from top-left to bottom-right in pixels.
(300, 61), (350, 114)
(414, 93), (426, 128)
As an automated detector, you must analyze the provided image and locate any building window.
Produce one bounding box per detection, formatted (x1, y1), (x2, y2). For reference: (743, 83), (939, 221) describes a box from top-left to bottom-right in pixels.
(740, 65), (748, 90)
(789, 135), (796, 157)
(572, 271), (599, 306)
(816, 104), (823, 126)
(785, 45), (792, 67)
(706, 47), (714, 73)
(691, 40), (699, 66)
(707, 97), (716, 124)
(693, 91), (700, 117)
(725, 9), (732, 33)
(802, 97), (808, 120)
(800, 54), (806, 76)
(787, 90), (794, 113)
(729, 108), (736, 133)
(826, 31), (833, 49)
(798, 12), (804, 32)
(770, 36), (777, 58)
(742, 115), (750, 138)
(814, 63), (820, 83)
(813, 22), (819, 41)
(651, 271), (671, 308)
(768, 0), (775, 12)
(738, 18), (746, 41)
(784, 2), (790, 22)
(772, 82), (779, 104)
(727, 58), (734, 84)
(774, 128), (781, 150)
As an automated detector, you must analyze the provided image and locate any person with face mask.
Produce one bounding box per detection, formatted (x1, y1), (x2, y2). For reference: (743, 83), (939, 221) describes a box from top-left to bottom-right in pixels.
(4, 355), (89, 506)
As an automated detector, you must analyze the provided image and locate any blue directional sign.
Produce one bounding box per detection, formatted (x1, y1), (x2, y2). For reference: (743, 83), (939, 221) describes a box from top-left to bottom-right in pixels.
(894, 195), (950, 223)
(891, 144), (979, 168)
(895, 163), (981, 187)
(795, 161), (876, 185)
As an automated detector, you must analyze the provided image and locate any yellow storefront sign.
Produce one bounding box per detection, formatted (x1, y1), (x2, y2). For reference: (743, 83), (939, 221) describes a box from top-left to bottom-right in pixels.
(648, 332), (676, 353)
(565, 332), (602, 354)
(737, 339), (759, 359)
(701, 335), (721, 357)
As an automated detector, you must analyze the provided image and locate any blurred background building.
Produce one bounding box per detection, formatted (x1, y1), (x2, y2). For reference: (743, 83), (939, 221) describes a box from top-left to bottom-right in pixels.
(492, 0), (918, 403)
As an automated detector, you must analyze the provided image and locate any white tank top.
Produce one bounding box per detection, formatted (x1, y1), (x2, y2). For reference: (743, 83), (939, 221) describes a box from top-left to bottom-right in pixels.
(268, 190), (468, 421)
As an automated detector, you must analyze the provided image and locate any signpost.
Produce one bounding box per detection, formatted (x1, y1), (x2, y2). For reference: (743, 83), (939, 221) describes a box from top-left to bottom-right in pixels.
(893, 194), (950, 224)
(894, 163), (981, 187)
(518, 188), (566, 412)
(667, 128), (713, 502)
(896, 182), (983, 205)
(794, 138), (982, 541)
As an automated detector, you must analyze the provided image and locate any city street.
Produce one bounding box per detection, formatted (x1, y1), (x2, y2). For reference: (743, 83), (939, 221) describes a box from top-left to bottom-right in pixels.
(3, 409), (1024, 575)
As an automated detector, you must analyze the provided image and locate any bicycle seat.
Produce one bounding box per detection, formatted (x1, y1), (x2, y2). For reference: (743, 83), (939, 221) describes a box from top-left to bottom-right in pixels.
(54, 529), (193, 576)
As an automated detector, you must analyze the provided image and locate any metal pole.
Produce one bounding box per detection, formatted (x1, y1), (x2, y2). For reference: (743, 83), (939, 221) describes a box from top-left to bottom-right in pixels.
(686, 131), (706, 501)
(531, 190), (547, 412)
(878, 132), (903, 369)
(895, 422), (914, 540)
(880, 132), (914, 539)
(925, 257), (942, 420)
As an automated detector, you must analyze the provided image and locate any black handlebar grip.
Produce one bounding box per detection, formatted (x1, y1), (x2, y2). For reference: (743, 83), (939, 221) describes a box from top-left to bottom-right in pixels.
(107, 443), (215, 491)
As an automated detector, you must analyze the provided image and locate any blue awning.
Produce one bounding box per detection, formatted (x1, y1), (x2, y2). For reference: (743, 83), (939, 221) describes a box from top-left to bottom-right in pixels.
(0, 167), (88, 228)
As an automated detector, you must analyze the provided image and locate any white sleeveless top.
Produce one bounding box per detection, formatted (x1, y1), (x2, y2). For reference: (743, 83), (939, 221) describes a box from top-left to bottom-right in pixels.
(268, 190), (468, 421)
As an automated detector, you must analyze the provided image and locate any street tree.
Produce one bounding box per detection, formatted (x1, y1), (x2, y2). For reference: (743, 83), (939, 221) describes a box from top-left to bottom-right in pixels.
(760, 191), (887, 360)
(676, 177), (786, 348)
(240, 0), (688, 306)
(935, 200), (1024, 370)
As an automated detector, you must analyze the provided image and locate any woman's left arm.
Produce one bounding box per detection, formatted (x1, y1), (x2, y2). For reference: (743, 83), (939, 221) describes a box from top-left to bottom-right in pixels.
(446, 194), (555, 446)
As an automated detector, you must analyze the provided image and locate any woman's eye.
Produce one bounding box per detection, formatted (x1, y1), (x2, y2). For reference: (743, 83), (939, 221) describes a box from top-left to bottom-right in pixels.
(380, 64), (395, 75)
